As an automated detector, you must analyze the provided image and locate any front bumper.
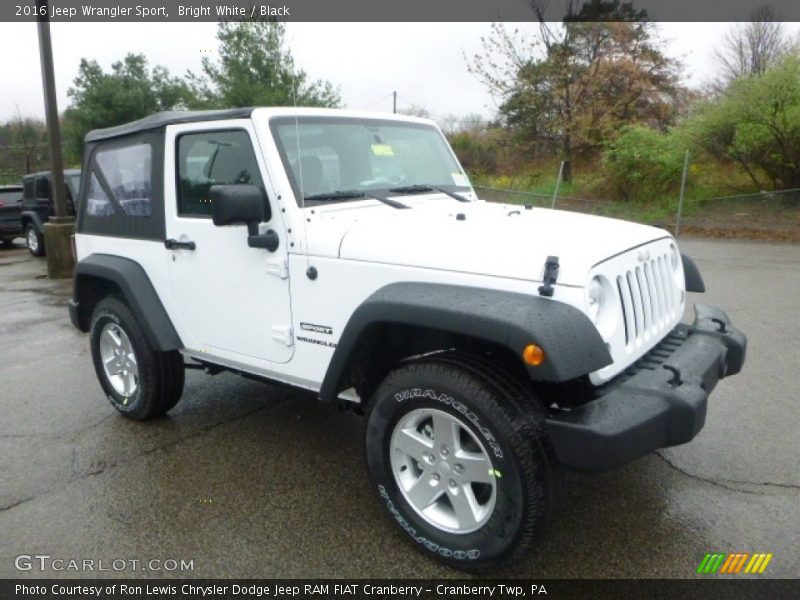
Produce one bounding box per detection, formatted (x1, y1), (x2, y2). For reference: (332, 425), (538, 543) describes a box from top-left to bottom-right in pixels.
(0, 224), (21, 236)
(546, 304), (746, 472)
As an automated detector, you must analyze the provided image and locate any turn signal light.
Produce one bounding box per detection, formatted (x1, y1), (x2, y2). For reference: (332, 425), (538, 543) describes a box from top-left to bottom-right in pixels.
(522, 344), (545, 366)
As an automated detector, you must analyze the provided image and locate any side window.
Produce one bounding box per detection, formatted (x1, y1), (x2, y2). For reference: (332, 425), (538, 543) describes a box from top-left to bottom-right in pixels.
(176, 130), (268, 219)
(95, 144), (153, 217)
(35, 177), (50, 199)
(85, 173), (114, 217)
(23, 179), (34, 199)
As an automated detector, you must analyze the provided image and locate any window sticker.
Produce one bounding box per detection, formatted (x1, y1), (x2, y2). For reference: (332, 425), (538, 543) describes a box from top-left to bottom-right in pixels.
(371, 144), (395, 157)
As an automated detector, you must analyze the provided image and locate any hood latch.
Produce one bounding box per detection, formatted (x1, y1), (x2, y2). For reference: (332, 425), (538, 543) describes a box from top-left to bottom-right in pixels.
(538, 256), (560, 297)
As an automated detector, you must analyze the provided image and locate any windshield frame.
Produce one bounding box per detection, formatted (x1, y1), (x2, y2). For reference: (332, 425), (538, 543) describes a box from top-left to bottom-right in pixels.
(268, 116), (471, 208)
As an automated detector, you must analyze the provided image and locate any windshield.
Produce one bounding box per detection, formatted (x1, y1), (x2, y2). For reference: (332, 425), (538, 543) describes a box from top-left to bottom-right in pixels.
(67, 174), (81, 197)
(0, 189), (22, 203)
(270, 117), (469, 206)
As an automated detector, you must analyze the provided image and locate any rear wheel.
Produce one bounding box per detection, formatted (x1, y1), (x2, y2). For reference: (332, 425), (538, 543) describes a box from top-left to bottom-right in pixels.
(365, 355), (558, 569)
(25, 224), (44, 257)
(89, 296), (184, 420)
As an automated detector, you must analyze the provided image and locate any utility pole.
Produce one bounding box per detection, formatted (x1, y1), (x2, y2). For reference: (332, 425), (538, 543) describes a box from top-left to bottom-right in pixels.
(393, 91), (397, 114)
(675, 150), (690, 237)
(551, 161), (565, 209)
(36, 0), (74, 278)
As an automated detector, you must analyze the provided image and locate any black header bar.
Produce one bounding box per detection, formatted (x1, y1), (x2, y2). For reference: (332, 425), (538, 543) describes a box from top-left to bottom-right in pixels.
(5, 0), (800, 23)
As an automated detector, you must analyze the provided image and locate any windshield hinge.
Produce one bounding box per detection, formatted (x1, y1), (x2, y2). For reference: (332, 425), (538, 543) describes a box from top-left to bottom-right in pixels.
(265, 257), (288, 279)
(538, 256), (560, 297)
(271, 324), (294, 347)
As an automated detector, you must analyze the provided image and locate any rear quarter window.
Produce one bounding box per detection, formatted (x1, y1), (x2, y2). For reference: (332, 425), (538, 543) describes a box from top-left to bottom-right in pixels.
(95, 144), (153, 217)
(77, 132), (165, 241)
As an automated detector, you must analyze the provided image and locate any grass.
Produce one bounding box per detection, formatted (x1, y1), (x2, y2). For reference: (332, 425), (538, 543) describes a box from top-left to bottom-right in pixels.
(470, 163), (799, 240)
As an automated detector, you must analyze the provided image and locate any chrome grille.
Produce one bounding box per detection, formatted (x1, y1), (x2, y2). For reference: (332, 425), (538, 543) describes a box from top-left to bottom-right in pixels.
(615, 252), (679, 347)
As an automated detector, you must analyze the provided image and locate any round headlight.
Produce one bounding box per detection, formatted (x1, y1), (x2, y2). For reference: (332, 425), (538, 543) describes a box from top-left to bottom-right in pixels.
(669, 243), (680, 271)
(587, 276), (604, 323)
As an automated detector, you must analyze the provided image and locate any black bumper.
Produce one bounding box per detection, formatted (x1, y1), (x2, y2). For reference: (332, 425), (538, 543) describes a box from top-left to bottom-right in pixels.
(0, 224), (21, 236)
(546, 304), (746, 472)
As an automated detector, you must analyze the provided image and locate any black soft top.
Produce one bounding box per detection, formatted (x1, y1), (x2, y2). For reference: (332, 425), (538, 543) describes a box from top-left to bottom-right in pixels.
(84, 108), (255, 142)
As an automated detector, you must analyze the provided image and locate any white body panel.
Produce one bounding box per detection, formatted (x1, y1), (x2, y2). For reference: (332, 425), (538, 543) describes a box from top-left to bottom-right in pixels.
(74, 107), (686, 394)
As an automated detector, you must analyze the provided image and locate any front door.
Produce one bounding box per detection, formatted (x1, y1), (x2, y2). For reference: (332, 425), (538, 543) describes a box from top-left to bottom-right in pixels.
(164, 120), (293, 365)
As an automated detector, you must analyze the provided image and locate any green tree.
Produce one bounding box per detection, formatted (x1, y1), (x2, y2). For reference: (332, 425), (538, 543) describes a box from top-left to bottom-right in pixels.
(468, 2), (684, 181)
(602, 125), (688, 201)
(0, 113), (48, 180)
(190, 21), (340, 108)
(690, 55), (800, 189)
(62, 54), (194, 159)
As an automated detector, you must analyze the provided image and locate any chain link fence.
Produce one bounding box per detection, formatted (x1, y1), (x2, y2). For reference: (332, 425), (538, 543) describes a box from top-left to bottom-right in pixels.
(474, 185), (800, 242)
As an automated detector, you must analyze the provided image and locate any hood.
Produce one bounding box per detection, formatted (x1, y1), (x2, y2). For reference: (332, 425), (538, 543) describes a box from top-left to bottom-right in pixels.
(304, 197), (670, 287)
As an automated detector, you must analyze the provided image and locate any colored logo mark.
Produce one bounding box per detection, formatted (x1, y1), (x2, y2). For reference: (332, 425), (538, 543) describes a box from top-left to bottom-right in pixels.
(696, 553), (773, 574)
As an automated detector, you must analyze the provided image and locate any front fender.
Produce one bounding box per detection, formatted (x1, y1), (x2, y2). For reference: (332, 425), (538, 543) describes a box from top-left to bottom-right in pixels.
(319, 282), (612, 401)
(20, 211), (44, 233)
(681, 253), (705, 293)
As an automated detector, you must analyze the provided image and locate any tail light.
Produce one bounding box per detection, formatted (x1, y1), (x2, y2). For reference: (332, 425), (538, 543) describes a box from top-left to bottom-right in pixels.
(70, 234), (77, 262)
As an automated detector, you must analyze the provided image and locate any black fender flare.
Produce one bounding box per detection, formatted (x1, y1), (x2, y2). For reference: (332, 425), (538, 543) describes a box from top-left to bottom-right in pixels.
(20, 211), (44, 233)
(71, 254), (182, 351)
(319, 282), (612, 401)
(681, 253), (705, 293)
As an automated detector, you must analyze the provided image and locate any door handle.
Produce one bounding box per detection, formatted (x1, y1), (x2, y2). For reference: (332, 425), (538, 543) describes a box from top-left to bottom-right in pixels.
(165, 238), (196, 251)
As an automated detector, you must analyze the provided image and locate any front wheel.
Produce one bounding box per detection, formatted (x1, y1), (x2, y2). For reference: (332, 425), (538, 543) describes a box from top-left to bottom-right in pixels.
(89, 296), (184, 420)
(365, 356), (558, 569)
(25, 223), (44, 257)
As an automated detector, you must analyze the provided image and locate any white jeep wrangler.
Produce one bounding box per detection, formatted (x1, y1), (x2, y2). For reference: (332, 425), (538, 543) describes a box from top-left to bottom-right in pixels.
(69, 108), (746, 569)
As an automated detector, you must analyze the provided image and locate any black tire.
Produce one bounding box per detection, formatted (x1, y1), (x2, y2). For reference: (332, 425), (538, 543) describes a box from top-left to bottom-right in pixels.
(25, 223), (45, 257)
(89, 296), (184, 420)
(365, 354), (559, 569)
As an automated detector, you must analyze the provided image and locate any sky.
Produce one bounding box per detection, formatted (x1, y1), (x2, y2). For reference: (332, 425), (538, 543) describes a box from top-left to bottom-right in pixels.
(1, 22), (797, 123)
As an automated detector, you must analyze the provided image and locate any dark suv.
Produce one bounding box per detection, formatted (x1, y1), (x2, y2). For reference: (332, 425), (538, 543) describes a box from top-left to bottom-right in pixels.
(20, 169), (81, 256)
(0, 184), (23, 245)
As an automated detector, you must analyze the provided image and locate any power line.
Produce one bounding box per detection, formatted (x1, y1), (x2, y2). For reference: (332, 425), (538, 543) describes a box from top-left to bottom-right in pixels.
(360, 93), (394, 111)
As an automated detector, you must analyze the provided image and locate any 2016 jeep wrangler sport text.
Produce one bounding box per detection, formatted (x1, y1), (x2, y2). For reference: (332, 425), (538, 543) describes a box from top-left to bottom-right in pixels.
(69, 108), (746, 569)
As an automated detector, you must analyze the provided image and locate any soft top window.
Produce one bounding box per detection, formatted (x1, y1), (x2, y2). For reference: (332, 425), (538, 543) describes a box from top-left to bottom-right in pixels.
(77, 131), (165, 242)
(95, 144), (153, 217)
(85, 173), (114, 217)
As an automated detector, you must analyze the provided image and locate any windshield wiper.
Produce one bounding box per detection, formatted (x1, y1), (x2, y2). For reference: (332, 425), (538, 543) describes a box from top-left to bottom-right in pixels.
(304, 189), (409, 209)
(304, 190), (366, 202)
(389, 184), (472, 203)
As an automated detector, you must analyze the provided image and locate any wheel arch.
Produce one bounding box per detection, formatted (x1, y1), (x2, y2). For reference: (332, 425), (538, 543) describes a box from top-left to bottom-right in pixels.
(72, 254), (182, 351)
(319, 282), (612, 403)
(681, 252), (705, 293)
(20, 211), (43, 232)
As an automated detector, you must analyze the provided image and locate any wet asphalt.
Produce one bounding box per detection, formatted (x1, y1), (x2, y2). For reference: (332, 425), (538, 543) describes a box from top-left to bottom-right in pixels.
(0, 238), (797, 579)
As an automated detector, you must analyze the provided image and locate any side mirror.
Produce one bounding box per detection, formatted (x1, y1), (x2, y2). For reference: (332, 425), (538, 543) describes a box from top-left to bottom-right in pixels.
(210, 184), (264, 226)
(210, 184), (279, 252)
